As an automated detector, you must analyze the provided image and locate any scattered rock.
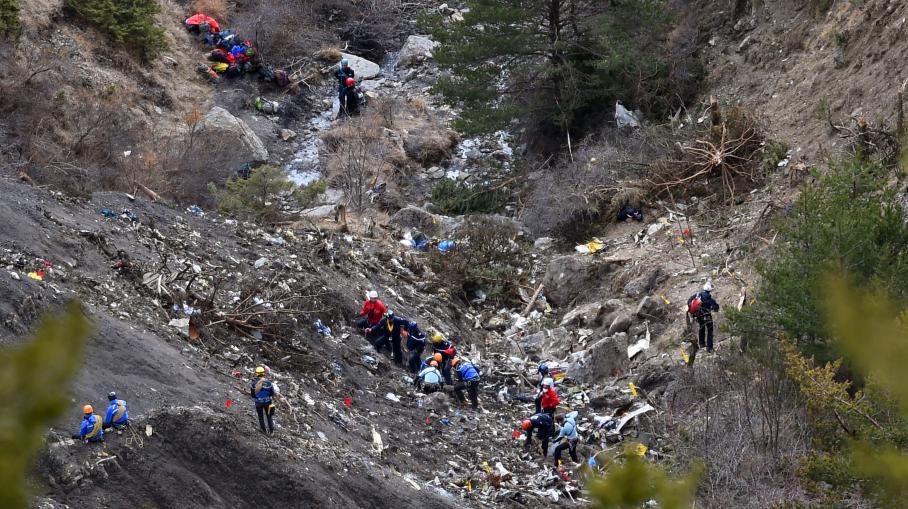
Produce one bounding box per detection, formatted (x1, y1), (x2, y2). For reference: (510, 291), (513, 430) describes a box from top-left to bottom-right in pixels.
(521, 327), (572, 356)
(200, 107), (268, 162)
(403, 129), (459, 166)
(560, 302), (605, 327)
(280, 129), (297, 141)
(421, 391), (451, 412)
(301, 204), (337, 219)
(396, 35), (439, 69)
(389, 205), (457, 237)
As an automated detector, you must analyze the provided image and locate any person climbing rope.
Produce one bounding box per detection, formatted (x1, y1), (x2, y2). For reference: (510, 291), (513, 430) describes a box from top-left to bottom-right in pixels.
(452, 357), (481, 409)
(521, 413), (554, 458)
(334, 58), (355, 98)
(416, 360), (444, 394)
(357, 290), (386, 331)
(72, 405), (104, 443)
(249, 366), (280, 435)
(103, 392), (129, 430)
(339, 77), (360, 118)
(368, 310), (409, 366)
(404, 320), (428, 374)
(431, 333), (458, 385)
(687, 281), (720, 353)
(539, 378), (559, 418)
(552, 411), (580, 467)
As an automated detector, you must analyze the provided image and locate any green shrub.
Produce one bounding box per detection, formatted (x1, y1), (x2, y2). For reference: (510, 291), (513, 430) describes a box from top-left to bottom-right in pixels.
(209, 165), (298, 221)
(431, 178), (505, 215)
(730, 157), (908, 363)
(292, 179), (327, 209)
(68, 0), (166, 56)
(0, 0), (20, 36)
(760, 139), (790, 171)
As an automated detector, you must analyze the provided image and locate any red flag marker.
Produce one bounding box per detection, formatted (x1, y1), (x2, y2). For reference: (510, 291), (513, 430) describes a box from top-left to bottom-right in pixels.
(226, 399), (232, 408)
(425, 415), (431, 425)
(344, 396), (352, 407)
(513, 430), (521, 438)
(682, 229), (690, 236)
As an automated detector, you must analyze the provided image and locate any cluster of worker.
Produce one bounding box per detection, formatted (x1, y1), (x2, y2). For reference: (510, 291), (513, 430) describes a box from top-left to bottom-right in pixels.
(184, 13), (288, 86)
(74, 283), (719, 471)
(72, 392), (129, 443)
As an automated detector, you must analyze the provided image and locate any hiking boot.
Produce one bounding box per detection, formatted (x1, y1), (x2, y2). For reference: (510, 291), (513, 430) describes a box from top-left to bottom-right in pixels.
(706, 347), (714, 353)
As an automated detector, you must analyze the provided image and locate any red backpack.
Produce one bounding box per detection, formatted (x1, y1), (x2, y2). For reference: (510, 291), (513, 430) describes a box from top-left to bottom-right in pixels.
(688, 294), (702, 315)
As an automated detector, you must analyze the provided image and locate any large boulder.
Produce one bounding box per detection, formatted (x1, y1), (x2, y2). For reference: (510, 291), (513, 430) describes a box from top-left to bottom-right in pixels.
(396, 35), (439, 68)
(390, 205), (458, 237)
(201, 107), (268, 162)
(542, 255), (624, 307)
(624, 267), (667, 298)
(635, 296), (666, 321)
(340, 53), (381, 80)
(560, 302), (605, 327)
(567, 334), (627, 383)
(607, 312), (634, 336)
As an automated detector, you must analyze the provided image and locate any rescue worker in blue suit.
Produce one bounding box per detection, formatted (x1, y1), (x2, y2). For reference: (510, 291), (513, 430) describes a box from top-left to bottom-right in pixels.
(335, 58), (355, 100)
(368, 310), (409, 366)
(431, 333), (457, 385)
(416, 360), (444, 394)
(103, 391), (129, 430)
(249, 366), (280, 434)
(521, 413), (554, 458)
(687, 281), (720, 352)
(405, 321), (427, 374)
(552, 411), (580, 467)
(72, 405), (104, 442)
(452, 357), (481, 409)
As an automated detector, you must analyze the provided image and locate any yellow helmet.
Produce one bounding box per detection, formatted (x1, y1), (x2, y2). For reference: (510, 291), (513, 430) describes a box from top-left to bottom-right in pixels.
(83, 404), (93, 414)
(431, 333), (445, 344)
(255, 366), (266, 377)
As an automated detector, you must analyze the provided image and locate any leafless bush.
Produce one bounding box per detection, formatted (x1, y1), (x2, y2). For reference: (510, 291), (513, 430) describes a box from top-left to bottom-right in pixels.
(649, 101), (767, 203)
(190, 0), (230, 22)
(665, 348), (810, 508)
(322, 116), (391, 211)
(231, 0), (342, 66)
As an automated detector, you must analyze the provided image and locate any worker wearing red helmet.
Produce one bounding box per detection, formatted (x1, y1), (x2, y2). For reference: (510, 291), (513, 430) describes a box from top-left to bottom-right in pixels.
(339, 76), (360, 118)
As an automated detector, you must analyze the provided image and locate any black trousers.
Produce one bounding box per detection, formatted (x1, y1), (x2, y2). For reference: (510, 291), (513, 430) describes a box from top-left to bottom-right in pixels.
(256, 403), (275, 433)
(408, 346), (424, 373)
(697, 314), (714, 349)
(454, 380), (480, 408)
(553, 438), (579, 466)
(373, 334), (403, 364)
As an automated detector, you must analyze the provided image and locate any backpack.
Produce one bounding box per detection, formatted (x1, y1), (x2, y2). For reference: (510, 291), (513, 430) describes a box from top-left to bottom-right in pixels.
(688, 294), (702, 315)
(211, 62), (229, 73)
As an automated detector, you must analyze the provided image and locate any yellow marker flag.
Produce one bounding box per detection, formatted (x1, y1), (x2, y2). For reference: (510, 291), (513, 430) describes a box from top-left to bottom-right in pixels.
(680, 349), (689, 364)
(629, 382), (638, 397)
(466, 480), (472, 492)
(432, 216), (437, 224)
(483, 461), (491, 474)
(635, 443), (648, 456)
(660, 294), (671, 305)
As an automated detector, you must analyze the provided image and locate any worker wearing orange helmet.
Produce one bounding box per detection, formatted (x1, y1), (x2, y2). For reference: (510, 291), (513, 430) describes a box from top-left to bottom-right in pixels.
(72, 404), (104, 442)
(416, 360), (444, 393)
(520, 413), (554, 458)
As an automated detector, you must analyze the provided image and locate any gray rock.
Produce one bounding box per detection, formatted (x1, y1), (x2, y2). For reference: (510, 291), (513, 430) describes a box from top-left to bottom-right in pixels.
(607, 312), (633, 335)
(560, 302), (604, 327)
(200, 107), (268, 162)
(521, 327), (572, 356)
(635, 296), (665, 320)
(403, 130), (458, 165)
(624, 267), (666, 298)
(280, 129), (297, 141)
(567, 334), (627, 384)
(389, 205), (457, 237)
(396, 35), (439, 69)
(602, 299), (625, 314)
(542, 255), (623, 307)
(340, 53), (381, 79)
(421, 391), (451, 411)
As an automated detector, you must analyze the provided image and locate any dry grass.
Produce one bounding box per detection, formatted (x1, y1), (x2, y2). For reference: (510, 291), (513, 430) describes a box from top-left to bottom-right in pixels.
(406, 96), (427, 115)
(316, 47), (343, 63)
(190, 0), (230, 22)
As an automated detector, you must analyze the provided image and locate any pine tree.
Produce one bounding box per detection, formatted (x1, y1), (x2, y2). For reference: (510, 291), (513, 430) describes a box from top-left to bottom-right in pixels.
(68, 0), (166, 56)
(424, 0), (685, 152)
